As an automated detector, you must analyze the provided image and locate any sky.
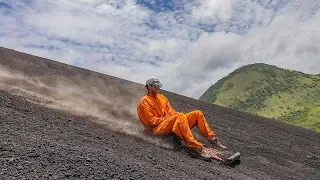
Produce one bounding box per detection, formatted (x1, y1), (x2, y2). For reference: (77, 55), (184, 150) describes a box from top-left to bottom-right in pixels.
(0, 0), (320, 99)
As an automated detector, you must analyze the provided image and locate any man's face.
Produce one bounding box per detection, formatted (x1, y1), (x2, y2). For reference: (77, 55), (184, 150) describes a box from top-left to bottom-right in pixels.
(149, 85), (159, 94)
(149, 81), (162, 94)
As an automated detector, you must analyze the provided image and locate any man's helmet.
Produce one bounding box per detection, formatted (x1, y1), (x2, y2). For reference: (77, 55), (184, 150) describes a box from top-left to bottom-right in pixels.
(145, 76), (162, 89)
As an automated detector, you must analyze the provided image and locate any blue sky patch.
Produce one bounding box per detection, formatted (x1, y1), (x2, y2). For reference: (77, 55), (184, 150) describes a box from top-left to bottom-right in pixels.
(0, 2), (12, 9)
(0, 2), (13, 14)
(136, 0), (187, 12)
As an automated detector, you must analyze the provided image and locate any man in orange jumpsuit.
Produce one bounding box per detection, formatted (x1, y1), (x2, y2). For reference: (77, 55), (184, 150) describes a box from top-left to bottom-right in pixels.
(137, 76), (227, 157)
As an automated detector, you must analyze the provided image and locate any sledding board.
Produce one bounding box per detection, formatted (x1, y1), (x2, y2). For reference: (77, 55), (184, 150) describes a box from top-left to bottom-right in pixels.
(171, 134), (241, 166)
(212, 151), (241, 165)
(181, 146), (241, 166)
(201, 147), (241, 166)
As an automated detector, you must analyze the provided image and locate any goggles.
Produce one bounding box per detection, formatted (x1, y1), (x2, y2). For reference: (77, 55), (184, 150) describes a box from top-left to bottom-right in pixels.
(149, 81), (162, 89)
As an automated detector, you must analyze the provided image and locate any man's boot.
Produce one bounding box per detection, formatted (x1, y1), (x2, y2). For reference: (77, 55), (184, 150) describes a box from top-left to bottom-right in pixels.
(209, 137), (227, 150)
(186, 147), (212, 162)
(195, 147), (212, 158)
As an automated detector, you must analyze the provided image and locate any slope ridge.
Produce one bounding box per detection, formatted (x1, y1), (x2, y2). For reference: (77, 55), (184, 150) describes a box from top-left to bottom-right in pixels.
(1, 47), (320, 179)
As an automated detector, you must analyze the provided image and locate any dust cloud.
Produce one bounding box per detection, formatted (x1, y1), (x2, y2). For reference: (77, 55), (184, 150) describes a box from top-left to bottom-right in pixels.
(0, 65), (175, 149)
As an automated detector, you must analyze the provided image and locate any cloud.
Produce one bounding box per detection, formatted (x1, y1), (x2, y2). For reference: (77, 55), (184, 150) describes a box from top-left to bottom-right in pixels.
(169, 11), (320, 98)
(0, 0), (320, 99)
(192, 0), (232, 23)
(243, 12), (320, 72)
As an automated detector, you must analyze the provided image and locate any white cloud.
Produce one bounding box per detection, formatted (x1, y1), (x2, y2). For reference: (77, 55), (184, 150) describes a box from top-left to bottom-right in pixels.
(0, 0), (320, 99)
(170, 10), (320, 98)
(192, 0), (232, 23)
(243, 12), (320, 73)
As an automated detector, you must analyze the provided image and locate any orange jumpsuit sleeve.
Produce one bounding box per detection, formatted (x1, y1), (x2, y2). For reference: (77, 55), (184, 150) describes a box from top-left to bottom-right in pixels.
(165, 97), (178, 116)
(137, 99), (164, 127)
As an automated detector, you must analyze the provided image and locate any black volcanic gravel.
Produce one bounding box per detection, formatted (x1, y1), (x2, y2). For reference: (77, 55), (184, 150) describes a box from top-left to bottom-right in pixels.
(0, 90), (229, 180)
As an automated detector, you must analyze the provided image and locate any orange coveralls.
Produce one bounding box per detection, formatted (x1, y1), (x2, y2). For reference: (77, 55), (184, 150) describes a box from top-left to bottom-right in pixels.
(137, 93), (215, 149)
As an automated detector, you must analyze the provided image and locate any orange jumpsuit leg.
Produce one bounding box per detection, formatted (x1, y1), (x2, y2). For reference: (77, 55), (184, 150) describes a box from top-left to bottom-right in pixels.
(185, 110), (216, 140)
(152, 113), (203, 149)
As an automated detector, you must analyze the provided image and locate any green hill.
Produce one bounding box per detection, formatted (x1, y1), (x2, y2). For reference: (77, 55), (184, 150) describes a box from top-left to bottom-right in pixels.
(200, 63), (320, 132)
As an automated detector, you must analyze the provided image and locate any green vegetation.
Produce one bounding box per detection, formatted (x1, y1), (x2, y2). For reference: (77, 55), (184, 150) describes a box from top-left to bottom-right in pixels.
(200, 63), (320, 132)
